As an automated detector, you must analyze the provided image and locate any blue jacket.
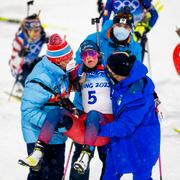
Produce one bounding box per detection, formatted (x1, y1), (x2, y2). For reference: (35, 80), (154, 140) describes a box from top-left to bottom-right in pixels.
(102, 0), (158, 28)
(21, 56), (68, 144)
(73, 20), (142, 109)
(75, 20), (142, 64)
(99, 60), (160, 173)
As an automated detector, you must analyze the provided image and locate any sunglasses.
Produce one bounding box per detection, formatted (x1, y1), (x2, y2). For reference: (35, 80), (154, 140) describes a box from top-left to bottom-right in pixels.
(24, 20), (41, 30)
(81, 50), (98, 61)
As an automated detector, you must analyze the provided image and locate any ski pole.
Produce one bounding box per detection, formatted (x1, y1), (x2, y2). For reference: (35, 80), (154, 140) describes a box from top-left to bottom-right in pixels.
(62, 141), (74, 180)
(27, 0), (34, 16)
(158, 154), (163, 180)
(146, 39), (152, 77)
(8, 75), (19, 102)
(91, 10), (104, 47)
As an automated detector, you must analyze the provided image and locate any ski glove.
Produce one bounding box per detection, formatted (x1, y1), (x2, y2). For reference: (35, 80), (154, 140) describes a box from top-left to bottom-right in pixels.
(57, 114), (73, 133)
(72, 108), (79, 118)
(134, 22), (151, 42)
(9, 57), (24, 77)
(18, 47), (30, 57)
(97, 0), (104, 13)
(153, 92), (161, 108)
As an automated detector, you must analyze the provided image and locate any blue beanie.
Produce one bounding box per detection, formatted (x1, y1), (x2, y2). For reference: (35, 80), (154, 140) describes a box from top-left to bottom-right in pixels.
(80, 40), (99, 53)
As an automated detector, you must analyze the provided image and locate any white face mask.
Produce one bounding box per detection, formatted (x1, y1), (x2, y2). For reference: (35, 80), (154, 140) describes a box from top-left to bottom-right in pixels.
(113, 26), (130, 41)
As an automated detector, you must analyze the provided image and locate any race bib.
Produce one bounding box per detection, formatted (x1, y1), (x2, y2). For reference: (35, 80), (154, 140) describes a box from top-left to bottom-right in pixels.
(81, 71), (112, 114)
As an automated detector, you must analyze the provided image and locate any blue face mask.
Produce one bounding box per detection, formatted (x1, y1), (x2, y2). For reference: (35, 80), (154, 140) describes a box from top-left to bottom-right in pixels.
(113, 26), (130, 41)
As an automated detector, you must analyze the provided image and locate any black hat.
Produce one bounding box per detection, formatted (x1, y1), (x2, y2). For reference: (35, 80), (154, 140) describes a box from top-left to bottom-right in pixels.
(113, 6), (134, 29)
(107, 52), (136, 76)
(80, 40), (99, 53)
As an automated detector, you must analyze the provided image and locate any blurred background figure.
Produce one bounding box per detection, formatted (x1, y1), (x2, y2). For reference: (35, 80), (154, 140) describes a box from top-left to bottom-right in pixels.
(98, 0), (159, 61)
(8, 13), (48, 94)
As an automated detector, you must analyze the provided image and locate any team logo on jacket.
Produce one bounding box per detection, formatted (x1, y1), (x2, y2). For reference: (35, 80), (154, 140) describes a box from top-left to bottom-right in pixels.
(113, 0), (140, 13)
(117, 94), (123, 105)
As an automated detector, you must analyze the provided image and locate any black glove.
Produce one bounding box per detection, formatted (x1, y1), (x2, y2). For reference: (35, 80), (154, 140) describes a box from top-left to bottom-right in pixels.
(56, 115), (73, 133)
(134, 30), (148, 44)
(97, 0), (104, 13)
(18, 48), (30, 57)
(134, 22), (150, 42)
(134, 31), (142, 41)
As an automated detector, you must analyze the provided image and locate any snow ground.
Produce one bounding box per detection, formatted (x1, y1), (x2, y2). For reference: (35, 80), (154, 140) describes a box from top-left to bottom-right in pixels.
(0, 0), (180, 179)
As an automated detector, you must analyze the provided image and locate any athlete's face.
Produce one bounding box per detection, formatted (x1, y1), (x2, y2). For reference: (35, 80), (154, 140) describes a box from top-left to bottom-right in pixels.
(56, 57), (73, 70)
(27, 28), (41, 41)
(81, 49), (99, 68)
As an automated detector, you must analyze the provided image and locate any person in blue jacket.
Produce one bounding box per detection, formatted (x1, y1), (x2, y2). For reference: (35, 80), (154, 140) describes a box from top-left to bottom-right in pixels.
(76, 6), (142, 66)
(20, 33), (73, 180)
(101, 0), (158, 60)
(99, 51), (161, 180)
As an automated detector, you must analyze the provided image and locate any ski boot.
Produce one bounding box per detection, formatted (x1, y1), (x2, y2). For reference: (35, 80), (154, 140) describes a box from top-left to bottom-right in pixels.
(73, 145), (93, 174)
(18, 141), (45, 171)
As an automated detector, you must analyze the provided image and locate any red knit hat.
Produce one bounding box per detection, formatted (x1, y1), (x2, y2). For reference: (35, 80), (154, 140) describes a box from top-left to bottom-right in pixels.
(46, 34), (73, 64)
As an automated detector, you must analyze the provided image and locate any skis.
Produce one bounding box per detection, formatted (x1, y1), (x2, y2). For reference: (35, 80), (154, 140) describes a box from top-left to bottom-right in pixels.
(0, 16), (71, 31)
(0, 17), (21, 24)
(174, 128), (180, 133)
(4, 91), (22, 102)
(154, 0), (164, 13)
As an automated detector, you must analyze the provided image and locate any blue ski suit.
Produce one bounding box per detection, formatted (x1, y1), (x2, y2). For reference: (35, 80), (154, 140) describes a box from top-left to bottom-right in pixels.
(99, 60), (161, 179)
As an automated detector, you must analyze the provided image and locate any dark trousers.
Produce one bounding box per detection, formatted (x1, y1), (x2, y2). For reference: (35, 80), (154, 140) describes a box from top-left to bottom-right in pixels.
(69, 142), (107, 180)
(27, 143), (65, 180)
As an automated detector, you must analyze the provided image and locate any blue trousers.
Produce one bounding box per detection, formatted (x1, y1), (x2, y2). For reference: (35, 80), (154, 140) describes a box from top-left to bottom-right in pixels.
(103, 156), (153, 180)
(103, 170), (153, 180)
(27, 143), (65, 180)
